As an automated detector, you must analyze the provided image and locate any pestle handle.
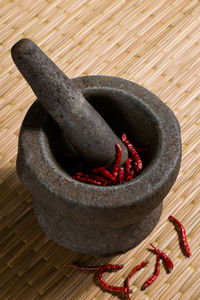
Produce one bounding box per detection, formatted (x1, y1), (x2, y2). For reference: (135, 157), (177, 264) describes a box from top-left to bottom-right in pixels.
(11, 39), (128, 168)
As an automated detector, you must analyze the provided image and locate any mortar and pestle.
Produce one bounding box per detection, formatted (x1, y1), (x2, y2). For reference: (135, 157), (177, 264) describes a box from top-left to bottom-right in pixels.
(12, 39), (181, 255)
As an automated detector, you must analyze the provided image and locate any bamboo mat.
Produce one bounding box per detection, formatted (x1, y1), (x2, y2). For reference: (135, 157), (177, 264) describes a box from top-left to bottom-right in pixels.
(0, 0), (200, 299)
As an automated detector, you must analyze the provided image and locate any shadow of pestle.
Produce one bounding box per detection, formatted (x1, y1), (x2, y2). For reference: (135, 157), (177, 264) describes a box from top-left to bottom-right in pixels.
(11, 39), (128, 168)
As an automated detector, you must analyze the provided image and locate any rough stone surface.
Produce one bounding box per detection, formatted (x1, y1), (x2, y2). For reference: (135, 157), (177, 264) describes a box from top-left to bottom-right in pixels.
(11, 39), (128, 168)
(16, 76), (182, 255)
(33, 197), (162, 255)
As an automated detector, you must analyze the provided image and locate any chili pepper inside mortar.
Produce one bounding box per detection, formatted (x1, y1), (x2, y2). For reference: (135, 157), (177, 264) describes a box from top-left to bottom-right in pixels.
(71, 134), (145, 186)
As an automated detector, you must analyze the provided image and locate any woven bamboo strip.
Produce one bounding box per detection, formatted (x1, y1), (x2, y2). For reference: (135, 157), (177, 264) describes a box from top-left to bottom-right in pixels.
(1, 0), (200, 299)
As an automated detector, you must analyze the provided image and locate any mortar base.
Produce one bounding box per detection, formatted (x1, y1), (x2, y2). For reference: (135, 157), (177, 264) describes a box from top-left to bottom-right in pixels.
(33, 198), (162, 255)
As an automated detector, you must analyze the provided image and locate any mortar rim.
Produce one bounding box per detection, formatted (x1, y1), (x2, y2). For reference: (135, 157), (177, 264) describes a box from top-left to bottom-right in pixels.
(18, 76), (181, 211)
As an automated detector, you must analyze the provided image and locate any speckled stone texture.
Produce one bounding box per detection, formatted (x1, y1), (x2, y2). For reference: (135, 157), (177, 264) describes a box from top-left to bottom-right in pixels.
(33, 196), (162, 255)
(11, 39), (128, 168)
(17, 76), (181, 255)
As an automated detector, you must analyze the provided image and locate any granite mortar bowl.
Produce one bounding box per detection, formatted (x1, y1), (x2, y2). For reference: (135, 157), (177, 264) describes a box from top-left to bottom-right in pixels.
(17, 76), (181, 255)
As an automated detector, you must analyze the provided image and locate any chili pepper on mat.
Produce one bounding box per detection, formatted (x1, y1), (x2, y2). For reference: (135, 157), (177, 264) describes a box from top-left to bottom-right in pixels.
(98, 264), (131, 295)
(125, 260), (148, 299)
(150, 243), (173, 272)
(169, 215), (191, 256)
(141, 255), (160, 290)
(72, 263), (131, 296)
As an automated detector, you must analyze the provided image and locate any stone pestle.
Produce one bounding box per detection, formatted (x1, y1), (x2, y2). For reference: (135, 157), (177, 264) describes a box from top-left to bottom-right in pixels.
(11, 39), (128, 168)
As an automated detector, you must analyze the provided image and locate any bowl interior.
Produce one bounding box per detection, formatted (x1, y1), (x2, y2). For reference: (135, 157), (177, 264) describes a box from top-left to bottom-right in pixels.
(84, 87), (160, 158)
(46, 85), (161, 178)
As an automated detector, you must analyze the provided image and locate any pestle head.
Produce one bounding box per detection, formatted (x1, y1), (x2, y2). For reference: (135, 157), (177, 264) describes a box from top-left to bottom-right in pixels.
(11, 39), (128, 168)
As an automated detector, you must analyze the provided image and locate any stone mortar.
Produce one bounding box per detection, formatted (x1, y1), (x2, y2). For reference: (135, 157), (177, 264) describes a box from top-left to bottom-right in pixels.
(17, 76), (182, 255)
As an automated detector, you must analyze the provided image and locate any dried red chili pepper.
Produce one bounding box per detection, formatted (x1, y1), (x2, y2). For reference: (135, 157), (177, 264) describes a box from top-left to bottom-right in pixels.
(91, 175), (110, 186)
(72, 133), (145, 186)
(124, 158), (135, 181)
(98, 264), (131, 295)
(91, 167), (116, 182)
(141, 255), (160, 290)
(85, 178), (103, 186)
(118, 167), (125, 183)
(124, 158), (132, 176)
(112, 143), (122, 178)
(76, 172), (88, 177)
(150, 243), (173, 272)
(72, 263), (131, 296)
(125, 173), (134, 182)
(75, 172), (110, 186)
(122, 134), (142, 172)
(169, 215), (191, 257)
(125, 260), (148, 300)
(73, 175), (103, 186)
